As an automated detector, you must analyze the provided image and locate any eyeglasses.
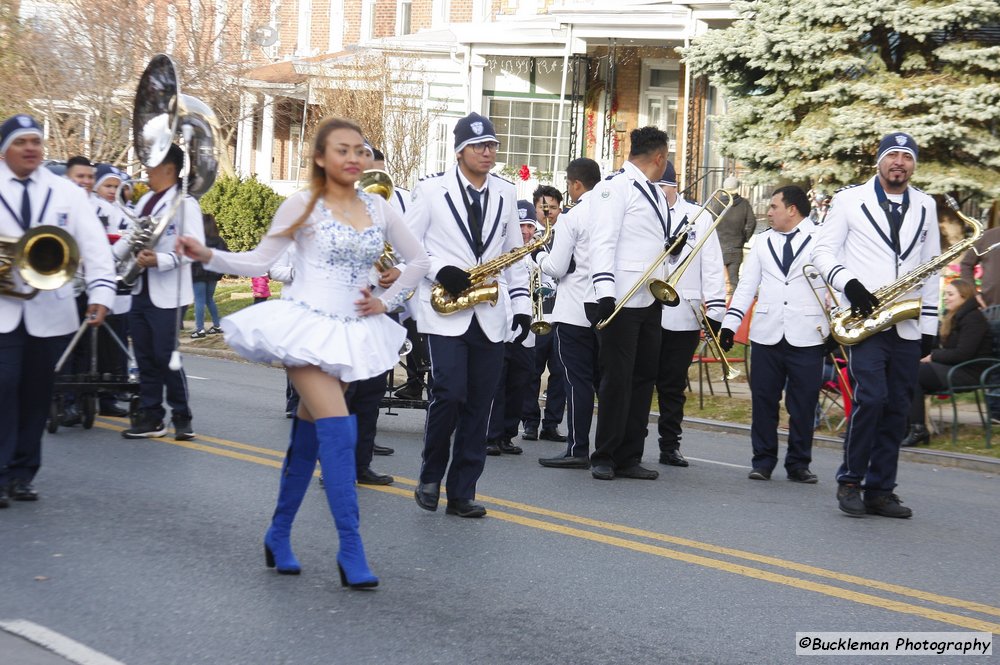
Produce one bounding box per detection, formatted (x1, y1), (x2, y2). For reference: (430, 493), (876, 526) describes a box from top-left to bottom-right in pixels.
(470, 141), (500, 154)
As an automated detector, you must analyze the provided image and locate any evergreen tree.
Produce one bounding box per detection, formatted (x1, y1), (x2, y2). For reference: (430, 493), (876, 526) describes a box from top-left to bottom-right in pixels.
(683, 0), (1000, 201)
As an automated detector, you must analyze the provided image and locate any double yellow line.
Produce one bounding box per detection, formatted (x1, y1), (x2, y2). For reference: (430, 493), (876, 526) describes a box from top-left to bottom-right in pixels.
(94, 418), (1000, 633)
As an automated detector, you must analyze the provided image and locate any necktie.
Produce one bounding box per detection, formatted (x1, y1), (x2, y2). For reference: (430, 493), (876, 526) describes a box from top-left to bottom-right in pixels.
(466, 185), (484, 254)
(781, 229), (799, 275)
(888, 202), (903, 254)
(15, 178), (31, 230)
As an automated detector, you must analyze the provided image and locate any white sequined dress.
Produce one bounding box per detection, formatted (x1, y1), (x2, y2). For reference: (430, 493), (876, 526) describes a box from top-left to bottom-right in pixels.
(204, 190), (429, 382)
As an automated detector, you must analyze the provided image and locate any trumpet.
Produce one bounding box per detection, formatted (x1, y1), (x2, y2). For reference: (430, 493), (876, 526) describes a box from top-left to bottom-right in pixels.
(597, 188), (735, 330)
(529, 266), (553, 335)
(0, 226), (80, 300)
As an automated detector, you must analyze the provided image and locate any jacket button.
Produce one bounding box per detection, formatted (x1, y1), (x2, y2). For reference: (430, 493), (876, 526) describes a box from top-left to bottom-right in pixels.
(784, 301), (788, 305)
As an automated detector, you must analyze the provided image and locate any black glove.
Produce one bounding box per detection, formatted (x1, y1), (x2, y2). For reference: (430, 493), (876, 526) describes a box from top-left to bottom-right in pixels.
(844, 279), (879, 317)
(921, 334), (936, 357)
(436, 265), (472, 297)
(511, 313), (531, 344)
(530, 245), (547, 261)
(668, 232), (688, 257)
(706, 317), (722, 336)
(588, 296), (616, 328)
(718, 328), (735, 352)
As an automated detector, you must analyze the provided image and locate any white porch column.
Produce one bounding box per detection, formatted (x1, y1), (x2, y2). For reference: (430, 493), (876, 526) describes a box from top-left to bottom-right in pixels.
(255, 94), (275, 183)
(469, 54), (486, 115)
(235, 92), (256, 177)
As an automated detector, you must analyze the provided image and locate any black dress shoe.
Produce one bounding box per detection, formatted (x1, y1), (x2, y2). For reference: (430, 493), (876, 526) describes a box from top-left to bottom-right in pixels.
(748, 468), (772, 480)
(10, 480), (39, 501)
(497, 439), (523, 455)
(539, 455), (590, 469)
(659, 450), (689, 467)
(539, 428), (567, 442)
(356, 467), (393, 485)
(414, 482), (440, 511)
(616, 464), (659, 480)
(372, 444), (394, 456)
(591, 464), (614, 480)
(521, 426), (538, 441)
(445, 499), (487, 518)
(99, 404), (129, 417)
(787, 468), (818, 484)
(485, 440), (501, 456)
(0, 486), (9, 508)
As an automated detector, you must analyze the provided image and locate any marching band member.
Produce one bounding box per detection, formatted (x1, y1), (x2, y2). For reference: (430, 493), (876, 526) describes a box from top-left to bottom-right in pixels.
(719, 186), (824, 483)
(521, 185), (566, 442)
(535, 157), (601, 468)
(0, 115), (116, 506)
(177, 116), (429, 588)
(811, 132), (940, 519)
(65, 156), (96, 195)
(654, 163), (727, 469)
(408, 112), (530, 518)
(114, 144), (204, 440)
(486, 202), (545, 456)
(587, 126), (672, 481)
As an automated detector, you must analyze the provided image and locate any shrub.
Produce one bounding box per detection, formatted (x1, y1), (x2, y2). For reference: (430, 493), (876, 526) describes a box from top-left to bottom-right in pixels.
(199, 175), (285, 251)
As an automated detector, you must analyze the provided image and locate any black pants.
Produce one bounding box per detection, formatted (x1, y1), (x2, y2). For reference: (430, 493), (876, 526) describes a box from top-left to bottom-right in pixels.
(0, 322), (71, 485)
(590, 303), (662, 469)
(129, 289), (191, 423)
(655, 329), (702, 454)
(487, 342), (533, 441)
(346, 372), (388, 471)
(420, 318), (505, 500)
(749, 339), (824, 473)
(522, 331), (566, 431)
(555, 322), (599, 458)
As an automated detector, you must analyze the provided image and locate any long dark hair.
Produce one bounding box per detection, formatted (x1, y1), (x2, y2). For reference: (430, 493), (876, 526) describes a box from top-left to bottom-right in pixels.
(202, 213), (220, 240)
(940, 278), (976, 342)
(280, 117), (364, 237)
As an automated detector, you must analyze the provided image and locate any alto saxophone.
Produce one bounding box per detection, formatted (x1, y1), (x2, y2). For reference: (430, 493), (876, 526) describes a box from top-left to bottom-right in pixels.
(830, 195), (983, 345)
(431, 217), (553, 315)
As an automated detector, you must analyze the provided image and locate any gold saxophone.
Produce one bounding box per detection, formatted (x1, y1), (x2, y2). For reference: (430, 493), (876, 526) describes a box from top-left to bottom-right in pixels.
(830, 195), (983, 345)
(431, 217), (553, 315)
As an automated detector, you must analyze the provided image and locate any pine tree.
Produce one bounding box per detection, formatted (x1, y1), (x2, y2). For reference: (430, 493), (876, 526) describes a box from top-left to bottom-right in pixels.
(683, 0), (1000, 202)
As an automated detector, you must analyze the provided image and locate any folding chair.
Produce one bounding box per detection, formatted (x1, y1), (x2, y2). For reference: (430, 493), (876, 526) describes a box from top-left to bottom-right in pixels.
(815, 358), (851, 432)
(692, 300), (753, 408)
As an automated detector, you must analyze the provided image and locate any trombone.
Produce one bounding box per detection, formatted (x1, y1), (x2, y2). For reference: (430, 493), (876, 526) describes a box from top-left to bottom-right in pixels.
(802, 263), (853, 401)
(596, 188), (735, 330)
(694, 302), (740, 380)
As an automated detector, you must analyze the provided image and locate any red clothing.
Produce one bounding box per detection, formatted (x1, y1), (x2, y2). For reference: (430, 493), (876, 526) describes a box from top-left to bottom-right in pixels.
(251, 276), (271, 299)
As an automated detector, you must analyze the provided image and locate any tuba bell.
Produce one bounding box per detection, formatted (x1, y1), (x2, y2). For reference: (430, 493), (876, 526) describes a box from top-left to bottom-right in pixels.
(0, 226), (80, 300)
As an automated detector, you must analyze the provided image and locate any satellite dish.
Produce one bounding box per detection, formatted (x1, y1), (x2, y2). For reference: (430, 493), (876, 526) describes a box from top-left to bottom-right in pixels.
(251, 25), (279, 47)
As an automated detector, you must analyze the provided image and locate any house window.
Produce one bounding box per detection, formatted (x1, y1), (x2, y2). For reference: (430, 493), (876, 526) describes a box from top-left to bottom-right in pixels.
(430, 120), (451, 173)
(297, 0), (312, 55)
(640, 60), (681, 164)
(488, 98), (572, 175)
(289, 123), (302, 181)
(361, 0), (376, 41)
(397, 0), (412, 35)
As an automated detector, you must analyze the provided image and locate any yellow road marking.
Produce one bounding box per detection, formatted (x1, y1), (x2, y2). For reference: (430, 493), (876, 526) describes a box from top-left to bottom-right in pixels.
(93, 418), (1000, 631)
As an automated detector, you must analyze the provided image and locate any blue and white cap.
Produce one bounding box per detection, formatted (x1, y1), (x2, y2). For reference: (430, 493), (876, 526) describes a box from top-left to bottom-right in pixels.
(94, 163), (123, 188)
(0, 114), (43, 155)
(657, 161), (677, 187)
(876, 132), (918, 165)
(454, 112), (498, 153)
(517, 199), (537, 223)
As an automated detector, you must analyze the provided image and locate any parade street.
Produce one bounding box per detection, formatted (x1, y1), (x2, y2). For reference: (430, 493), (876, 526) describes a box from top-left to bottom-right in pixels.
(2, 355), (998, 665)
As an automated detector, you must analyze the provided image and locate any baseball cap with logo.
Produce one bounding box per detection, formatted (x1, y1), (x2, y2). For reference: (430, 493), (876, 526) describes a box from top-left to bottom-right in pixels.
(454, 112), (499, 152)
(876, 132), (918, 165)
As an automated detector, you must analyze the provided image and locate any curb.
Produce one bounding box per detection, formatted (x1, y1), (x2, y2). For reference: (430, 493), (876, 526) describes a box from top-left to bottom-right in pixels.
(179, 343), (999, 475)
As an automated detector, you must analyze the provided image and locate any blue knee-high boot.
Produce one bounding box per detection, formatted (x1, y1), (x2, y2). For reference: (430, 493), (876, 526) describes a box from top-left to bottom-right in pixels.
(264, 417), (318, 575)
(316, 415), (378, 588)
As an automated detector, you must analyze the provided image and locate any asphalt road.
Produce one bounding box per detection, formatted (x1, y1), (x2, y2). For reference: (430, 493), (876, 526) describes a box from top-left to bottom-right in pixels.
(2, 355), (998, 665)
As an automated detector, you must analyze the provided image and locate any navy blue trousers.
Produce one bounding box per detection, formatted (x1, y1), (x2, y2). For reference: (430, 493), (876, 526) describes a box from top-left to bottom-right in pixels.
(345, 372), (388, 470)
(655, 329), (702, 454)
(420, 318), (505, 500)
(487, 342), (534, 441)
(838, 329), (920, 495)
(749, 339), (824, 473)
(0, 322), (71, 485)
(555, 322), (599, 458)
(522, 330), (566, 430)
(591, 303), (662, 469)
(129, 288), (191, 422)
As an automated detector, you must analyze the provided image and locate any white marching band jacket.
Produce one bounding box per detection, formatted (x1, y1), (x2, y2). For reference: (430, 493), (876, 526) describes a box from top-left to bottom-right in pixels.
(91, 194), (132, 315)
(113, 183), (204, 309)
(0, 161), (116, 336)
(589, 161), (671, 308)
(661, 195), (727, 332)
(405, 166), (529, 342)
(811, 176), (940, 341)
(723, 218), (829, 347)
(536, 191), (594, 329)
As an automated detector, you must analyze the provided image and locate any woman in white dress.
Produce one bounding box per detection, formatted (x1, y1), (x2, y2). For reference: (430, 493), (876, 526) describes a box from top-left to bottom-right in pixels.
(176, 118), (429, 589)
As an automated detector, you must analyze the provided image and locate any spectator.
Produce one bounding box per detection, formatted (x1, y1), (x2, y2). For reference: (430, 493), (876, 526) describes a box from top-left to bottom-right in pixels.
(713, 176), (758, 293)
(252, 275), (271, 304)
(902, 279), (993, 446)
(190, 214), (228, 338)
